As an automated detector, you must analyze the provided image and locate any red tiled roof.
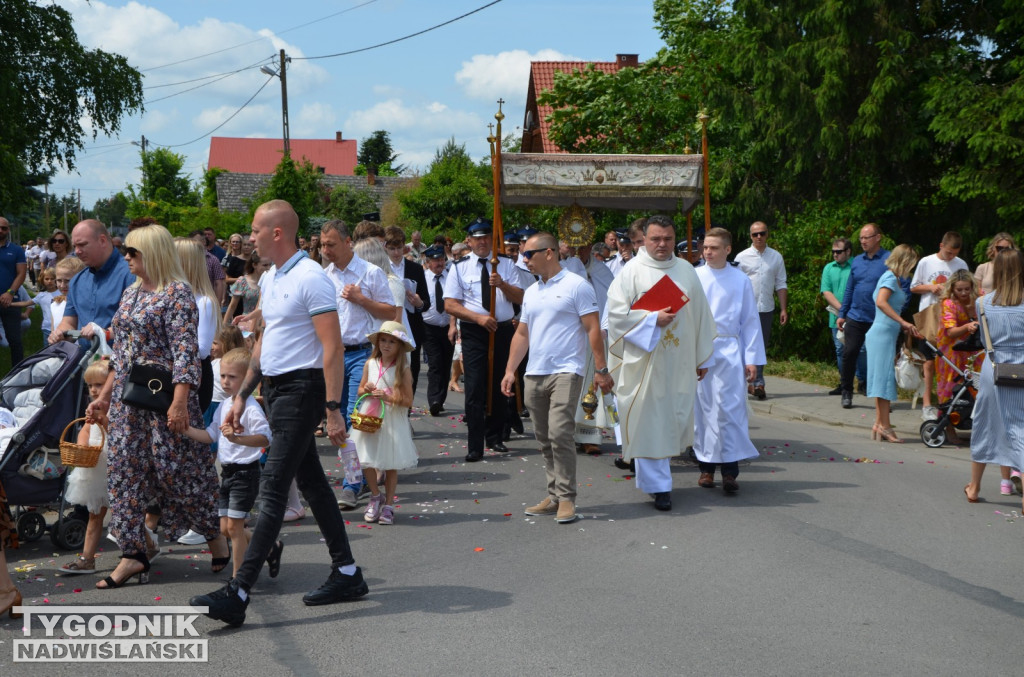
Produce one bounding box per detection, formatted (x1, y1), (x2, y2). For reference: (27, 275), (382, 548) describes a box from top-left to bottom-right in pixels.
(208, 136), (357, 175)
(528, 61), (623, 154)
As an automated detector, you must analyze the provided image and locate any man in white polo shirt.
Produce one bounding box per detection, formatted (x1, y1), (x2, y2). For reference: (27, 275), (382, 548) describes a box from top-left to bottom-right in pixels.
(191, 200), (367, 628)
(320, 218), (397, 509)
(502, 232), (613, 524)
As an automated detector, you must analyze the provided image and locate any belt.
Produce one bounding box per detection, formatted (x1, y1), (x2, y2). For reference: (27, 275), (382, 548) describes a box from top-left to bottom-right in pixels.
(344, 342), (372, 352)
(265, 368), (321, 387)
(222, 460), (261, 475)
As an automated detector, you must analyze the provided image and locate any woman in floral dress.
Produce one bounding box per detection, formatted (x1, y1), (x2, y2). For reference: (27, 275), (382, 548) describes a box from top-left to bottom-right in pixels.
(87, 225), (225, 589)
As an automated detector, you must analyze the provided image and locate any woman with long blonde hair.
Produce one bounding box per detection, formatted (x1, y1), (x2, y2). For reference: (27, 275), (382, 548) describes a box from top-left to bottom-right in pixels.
(864, 244), (922, 443)
(87, 224), (227, 589)
(175, 238), (222, 411)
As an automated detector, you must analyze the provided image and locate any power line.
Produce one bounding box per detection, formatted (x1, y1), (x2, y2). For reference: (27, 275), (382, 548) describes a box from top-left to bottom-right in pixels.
(293, 0), (504, 61)
(144, 56), (274, 90)
(144, 66), (264, 105)
(150, 75), (276, 149)
(143, 0), (379, 72)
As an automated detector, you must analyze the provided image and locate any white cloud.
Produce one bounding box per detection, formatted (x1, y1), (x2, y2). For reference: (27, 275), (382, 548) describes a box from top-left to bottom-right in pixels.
(293, 103), (337, 138)
(57, 0), (330, 104)
(194, 103), (275, 137)
(345, 99), (482, 137)
(455, 49), (579, 103)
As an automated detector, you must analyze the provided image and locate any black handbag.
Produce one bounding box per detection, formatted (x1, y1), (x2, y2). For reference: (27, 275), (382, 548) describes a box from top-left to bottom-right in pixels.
(979, 302), (1024, 388)
(122, 362), (174, 413)
(119, 286), (175, 412)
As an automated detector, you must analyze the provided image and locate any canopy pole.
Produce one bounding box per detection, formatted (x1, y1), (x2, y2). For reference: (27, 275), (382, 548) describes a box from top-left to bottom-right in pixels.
(486, 100), (506, 416)
(699, 110), (711, 233)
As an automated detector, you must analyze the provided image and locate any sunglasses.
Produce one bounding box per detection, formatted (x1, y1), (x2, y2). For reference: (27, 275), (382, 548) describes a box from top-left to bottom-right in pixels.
(751, 231), (768, 238)
(832, 249), (849, 255)
(996, 245), (1011, 252)
(522, 247), (551, 261)
(52, 238), (67, 244)
(125, 247), (140, 258)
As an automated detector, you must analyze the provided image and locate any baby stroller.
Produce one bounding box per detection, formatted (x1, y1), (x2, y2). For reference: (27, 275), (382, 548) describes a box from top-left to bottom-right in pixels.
(919, 337), (985, 448)
(0, 333), (100, 549)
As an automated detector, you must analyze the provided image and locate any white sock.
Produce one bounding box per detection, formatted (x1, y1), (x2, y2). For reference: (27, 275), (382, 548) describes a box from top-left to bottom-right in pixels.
(338, 564), (357, 576)
(236, 587), (248, 601)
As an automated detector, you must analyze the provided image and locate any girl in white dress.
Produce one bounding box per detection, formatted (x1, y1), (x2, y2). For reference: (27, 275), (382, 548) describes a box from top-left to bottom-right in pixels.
(351, 321), (417, 525)
(59, 360), (112, 574)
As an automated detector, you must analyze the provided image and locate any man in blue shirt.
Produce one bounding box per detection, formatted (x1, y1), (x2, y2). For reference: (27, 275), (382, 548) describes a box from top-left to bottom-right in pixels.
(50, 219), (134, 345)
(0, 217), (28, 367)
(836, 223), (890, 409)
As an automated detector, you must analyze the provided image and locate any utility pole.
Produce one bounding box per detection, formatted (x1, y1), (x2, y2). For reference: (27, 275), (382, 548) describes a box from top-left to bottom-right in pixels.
(44, 183), (50, 230)
(77, 189), (82, 222)
(262, 50), (290, 158)
(132, 135), (149, 200)
(278, 49), (290, 157)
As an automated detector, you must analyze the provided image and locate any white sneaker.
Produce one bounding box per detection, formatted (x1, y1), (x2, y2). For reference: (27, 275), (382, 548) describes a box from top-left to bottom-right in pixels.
(177, 529), (207, 546)
(922, 406), (939, 421)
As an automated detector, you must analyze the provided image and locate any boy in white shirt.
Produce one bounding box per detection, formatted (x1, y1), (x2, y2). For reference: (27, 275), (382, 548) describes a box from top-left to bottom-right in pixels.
(185, 348), (274, 579)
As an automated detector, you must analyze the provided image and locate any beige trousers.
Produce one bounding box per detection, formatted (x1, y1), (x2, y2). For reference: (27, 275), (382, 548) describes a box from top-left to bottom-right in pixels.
(525, 372), (584, 503)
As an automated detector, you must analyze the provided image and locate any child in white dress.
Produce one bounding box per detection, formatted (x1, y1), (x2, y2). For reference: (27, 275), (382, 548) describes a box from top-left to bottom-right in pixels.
(59, 359), (112, 574)
(351, 321), (418, 525)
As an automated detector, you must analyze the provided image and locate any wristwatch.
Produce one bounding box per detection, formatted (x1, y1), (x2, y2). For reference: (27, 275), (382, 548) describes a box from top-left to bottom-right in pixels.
(325, 400), (342, 411)
(595, 367), (610, 375)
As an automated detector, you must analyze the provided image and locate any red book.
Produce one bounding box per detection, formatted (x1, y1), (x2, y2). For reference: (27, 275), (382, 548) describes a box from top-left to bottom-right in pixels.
(631, 274), (690, 313)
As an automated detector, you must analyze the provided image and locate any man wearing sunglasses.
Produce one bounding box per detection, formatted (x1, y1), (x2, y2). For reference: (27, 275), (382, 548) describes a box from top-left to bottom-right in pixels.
(0, 217), (27, 367)
(735, 221), (788, 400)
(821, 238), (866, 395)
(502, 233), (611, 523)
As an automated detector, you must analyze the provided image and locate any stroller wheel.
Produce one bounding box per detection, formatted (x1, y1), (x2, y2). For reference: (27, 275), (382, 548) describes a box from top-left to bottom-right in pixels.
(920, 420), (947, 448)
(51, 516), (87, 551)
(16, 512), (46, 542)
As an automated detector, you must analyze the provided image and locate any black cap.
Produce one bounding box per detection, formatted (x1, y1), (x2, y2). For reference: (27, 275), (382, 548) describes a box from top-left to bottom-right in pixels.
(517, 226), (540, 242)
(615, 230), (630, 241)
(423, 245), (446, 259)
(362, 212), (380, 222)
(465, 217), (493, 237)
(504, 231), (521, 245)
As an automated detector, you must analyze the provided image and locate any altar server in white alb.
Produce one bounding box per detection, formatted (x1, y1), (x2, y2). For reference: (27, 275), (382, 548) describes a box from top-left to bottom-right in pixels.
(606, 215), (716, 512)
(693, 228), (765, 493)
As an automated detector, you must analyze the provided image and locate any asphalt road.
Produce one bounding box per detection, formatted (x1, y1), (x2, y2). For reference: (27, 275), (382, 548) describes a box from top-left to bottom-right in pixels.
(2, 376), (1022, 676)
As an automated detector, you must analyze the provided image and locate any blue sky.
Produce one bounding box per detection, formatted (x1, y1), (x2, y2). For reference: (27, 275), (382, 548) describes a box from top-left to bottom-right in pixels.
(51, 0), (664, 207)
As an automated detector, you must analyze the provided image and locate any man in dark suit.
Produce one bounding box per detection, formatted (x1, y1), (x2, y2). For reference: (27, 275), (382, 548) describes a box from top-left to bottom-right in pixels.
(385, 226), (428, 396)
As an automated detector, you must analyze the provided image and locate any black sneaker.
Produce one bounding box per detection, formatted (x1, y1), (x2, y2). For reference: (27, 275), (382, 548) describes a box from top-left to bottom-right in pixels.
(302, 567), (369, 606)
(827, 385), (843, 396)
(653, 491), (672, 511)
(841, 391), (853, 409)
(190, 579), (248, 628)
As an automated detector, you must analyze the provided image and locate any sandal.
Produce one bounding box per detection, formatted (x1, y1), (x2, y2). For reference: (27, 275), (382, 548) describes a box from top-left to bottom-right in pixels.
(315, 421), (326, 437)
(208, 537), (231, 573)
(96, 554), (150, 589)
(59, 556), (96, 574)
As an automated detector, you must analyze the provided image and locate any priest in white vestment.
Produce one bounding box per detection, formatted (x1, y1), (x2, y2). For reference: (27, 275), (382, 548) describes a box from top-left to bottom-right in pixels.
(694, 228), (765, 494)
(606, 216), (716, 511)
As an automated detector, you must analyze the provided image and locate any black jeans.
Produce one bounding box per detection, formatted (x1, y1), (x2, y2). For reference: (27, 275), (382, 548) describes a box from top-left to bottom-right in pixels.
(233, 370), (354, 590)
(840, 319), (871, 394)
(460, 321), (514, 454)
(422, 323), (454, 408)
(0, 306), (23, 367)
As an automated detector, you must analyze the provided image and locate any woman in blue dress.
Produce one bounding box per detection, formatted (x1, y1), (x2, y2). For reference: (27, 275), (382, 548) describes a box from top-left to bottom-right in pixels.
(865, 245), (921, 443)
(965, 249), (1024, 504)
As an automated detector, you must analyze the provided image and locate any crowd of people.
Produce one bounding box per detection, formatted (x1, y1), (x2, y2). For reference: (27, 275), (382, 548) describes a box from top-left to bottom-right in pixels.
(1, 205), (1023, 630)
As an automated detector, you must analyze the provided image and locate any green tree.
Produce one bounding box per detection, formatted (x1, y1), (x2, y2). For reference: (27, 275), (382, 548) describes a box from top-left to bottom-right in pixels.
(324, 185), (379, 225)
(397, 138), (489, 234)
(93, 193), (129, 230)
(357, 130), (405, 175)
(0, 0), (143, 209)
(248, 156), (327, 233)
(138, 147), (198, 206)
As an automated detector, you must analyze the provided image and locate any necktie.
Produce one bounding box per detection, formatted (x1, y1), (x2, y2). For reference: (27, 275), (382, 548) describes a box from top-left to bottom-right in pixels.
(434, 274), (444, 314)
(479, 258), (491, 312)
